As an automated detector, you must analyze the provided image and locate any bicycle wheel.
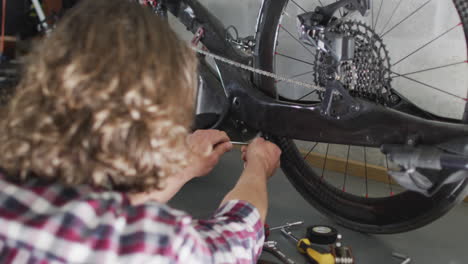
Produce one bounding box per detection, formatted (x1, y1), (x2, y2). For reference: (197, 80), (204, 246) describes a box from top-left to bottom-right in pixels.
(254, 0), (468, 233)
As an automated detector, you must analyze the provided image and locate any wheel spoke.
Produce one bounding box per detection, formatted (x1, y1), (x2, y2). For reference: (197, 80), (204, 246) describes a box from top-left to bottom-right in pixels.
(297, 90), (319, 100)
(380, 0), (431, 38)
(392, 23), (462, 67)
(301, 142), (318, 173)
(342, 145), (351, 192)
(373, 0), (384, 31)
(391, 61), (467, 78)
(321, 144), (330, 180)
(290, 0), (307, 13)
(379, 0), (403, 34)
(336, 0), (343, 17)
(275, 52), (316, 67)
(276, 70), (315, 84)
(385, 155), (394, 196)
(303, 142), (319, 160)
(391, 71), (467, 101)
(279, 25), (317, 58)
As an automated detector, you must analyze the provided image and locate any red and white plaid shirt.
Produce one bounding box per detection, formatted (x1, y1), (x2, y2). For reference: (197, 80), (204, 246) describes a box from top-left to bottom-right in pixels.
(0, 172), (264, 263)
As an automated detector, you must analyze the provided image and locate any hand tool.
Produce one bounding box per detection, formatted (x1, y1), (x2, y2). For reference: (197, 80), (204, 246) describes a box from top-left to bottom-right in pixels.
(270, 221), (304, 231)
(330, 245), (354, 264)
(231, 132), (269, 146)
(281, 228), (335, 264)
(230, 141), (250, 145)
(392, 252), (412, 264)
(263, 241), (296, 264)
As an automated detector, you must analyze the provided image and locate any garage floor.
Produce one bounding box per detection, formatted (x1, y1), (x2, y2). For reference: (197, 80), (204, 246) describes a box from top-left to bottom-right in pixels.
(170, 148), (468, 264)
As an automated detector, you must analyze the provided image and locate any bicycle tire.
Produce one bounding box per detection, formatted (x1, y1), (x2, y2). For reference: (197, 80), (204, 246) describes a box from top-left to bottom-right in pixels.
(254, 0), (468, 234)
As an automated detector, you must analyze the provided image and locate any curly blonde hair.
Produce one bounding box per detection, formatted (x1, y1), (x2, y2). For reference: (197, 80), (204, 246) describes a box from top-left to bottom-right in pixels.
(0, 0), (198, 192)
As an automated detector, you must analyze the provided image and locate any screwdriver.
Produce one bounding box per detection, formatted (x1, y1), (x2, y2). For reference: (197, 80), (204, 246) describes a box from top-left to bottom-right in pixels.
(281, 228), (335, 264)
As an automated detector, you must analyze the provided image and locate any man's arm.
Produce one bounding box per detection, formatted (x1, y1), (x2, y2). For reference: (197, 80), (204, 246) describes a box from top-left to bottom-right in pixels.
(220, 138), (281, 223)
(129, 129), (232, 205)
(186, 138), (280, 263)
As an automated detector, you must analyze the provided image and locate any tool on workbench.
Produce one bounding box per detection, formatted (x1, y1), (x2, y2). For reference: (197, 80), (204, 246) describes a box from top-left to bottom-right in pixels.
(281, 228), (335, 264)
(281, 225), (354, 264)
(263, 223), (301, 264)
(306, 225), (340, 245)
(330, 245), (354, 264)
(264, 222), (304, 242)
(270, 221), (304, 231)
(264, 221), (303, 240)
(263, 241), (296, 264)
(393, 252), (412, 264)
(306, 225), (353, 264)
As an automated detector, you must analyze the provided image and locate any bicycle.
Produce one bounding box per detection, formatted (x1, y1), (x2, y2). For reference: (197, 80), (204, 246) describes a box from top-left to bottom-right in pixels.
(144, 0), (468, 234)
(3, 0), (468, 234)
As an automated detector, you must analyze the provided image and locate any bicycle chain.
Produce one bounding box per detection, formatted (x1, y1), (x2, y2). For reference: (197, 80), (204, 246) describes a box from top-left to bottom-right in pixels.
(190, 46), (326, 92)
(191, 22), (392, 102)
(193, 41), (392, 107)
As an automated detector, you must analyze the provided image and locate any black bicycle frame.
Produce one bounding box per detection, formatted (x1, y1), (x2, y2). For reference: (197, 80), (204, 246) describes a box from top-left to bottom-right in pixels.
(166, 0), (468, 147)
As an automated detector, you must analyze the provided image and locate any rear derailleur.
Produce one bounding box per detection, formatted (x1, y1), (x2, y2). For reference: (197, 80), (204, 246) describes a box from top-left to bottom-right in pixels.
(296, 0), (372, 119)
(297, 0), (370, 62)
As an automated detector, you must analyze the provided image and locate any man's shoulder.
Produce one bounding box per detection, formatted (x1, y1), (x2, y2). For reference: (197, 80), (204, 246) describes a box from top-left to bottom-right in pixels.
(0, 172), (196, 262)
(0, 170), (190, 222)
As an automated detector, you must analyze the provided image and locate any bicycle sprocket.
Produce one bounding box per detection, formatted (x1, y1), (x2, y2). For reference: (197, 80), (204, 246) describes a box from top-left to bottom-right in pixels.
(315, 20), (393, 105)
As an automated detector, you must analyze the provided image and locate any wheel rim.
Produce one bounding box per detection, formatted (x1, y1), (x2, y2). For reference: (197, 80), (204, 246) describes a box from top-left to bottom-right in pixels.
(278, 137), (468, 231)
(269, 0), (468, 198)
(255, 0), (468, 232)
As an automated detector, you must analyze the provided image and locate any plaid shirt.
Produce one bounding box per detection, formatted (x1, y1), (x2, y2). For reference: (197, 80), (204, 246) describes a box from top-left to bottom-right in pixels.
(0, 173), (264, 263)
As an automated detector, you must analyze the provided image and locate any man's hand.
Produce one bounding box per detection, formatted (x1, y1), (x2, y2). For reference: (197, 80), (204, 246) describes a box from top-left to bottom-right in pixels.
(129, 129), (232, 205)
(241, 137), (281, 179)
(184, 129), (233, 179)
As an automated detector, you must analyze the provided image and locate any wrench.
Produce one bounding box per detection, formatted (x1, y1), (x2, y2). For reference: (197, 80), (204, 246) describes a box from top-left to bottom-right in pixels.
(263, 241), (296, 264)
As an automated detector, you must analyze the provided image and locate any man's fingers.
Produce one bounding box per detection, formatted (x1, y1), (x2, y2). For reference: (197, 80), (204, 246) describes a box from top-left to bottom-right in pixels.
(251, 137), (265, 144)
(241, 152), (247, 162)
(189, 130), (231, 155)
(212, 141), (233, 157)
(208, 130), (230, 147)
(191, 129), (230, 144)
(213, 130), (229, 143)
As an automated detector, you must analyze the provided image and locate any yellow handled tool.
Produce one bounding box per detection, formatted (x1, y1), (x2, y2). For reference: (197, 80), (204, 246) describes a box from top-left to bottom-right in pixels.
(281, 228), (335, 264)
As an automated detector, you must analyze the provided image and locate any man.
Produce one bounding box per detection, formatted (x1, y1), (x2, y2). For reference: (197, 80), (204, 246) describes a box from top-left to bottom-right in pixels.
(0, 0), (281, 263)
